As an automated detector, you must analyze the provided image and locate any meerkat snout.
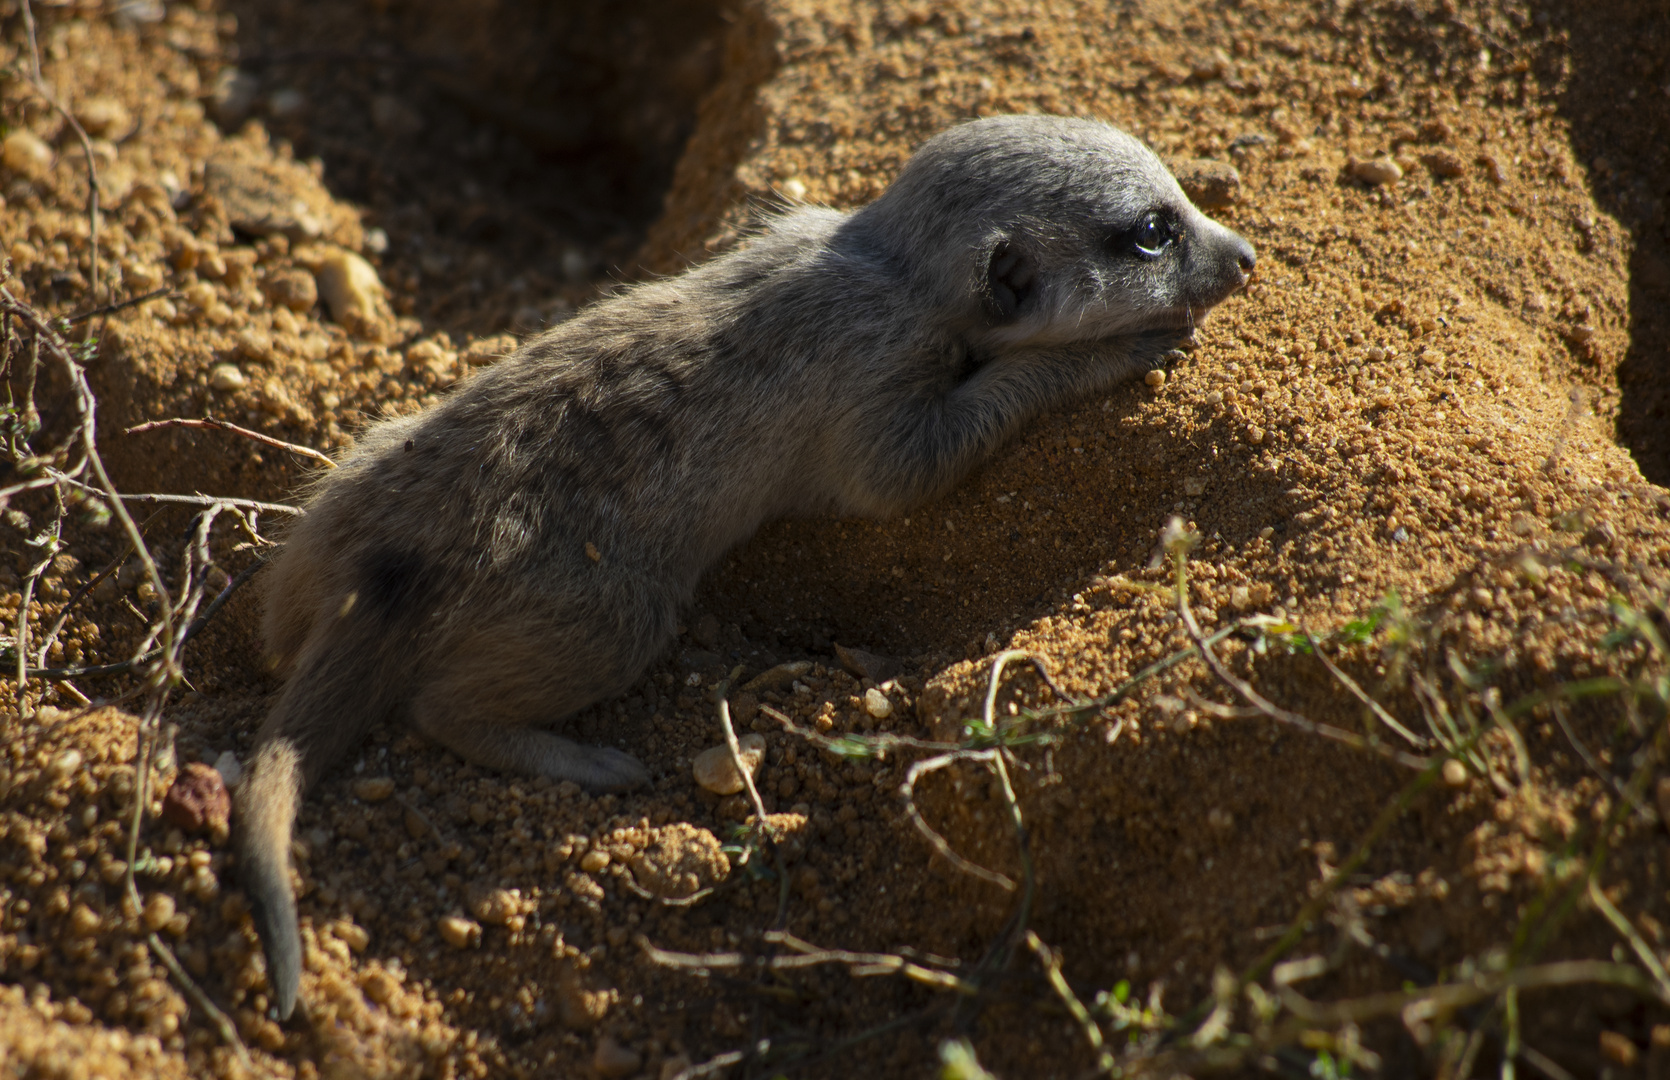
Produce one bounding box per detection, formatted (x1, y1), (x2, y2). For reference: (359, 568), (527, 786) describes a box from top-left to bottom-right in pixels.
(236, 113), (1258, 1022)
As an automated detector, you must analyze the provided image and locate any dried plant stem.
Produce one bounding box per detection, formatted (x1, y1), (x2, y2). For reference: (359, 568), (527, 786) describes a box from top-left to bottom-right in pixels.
(127, 416), (337, 470)
(1169, 537), (1428, 770)
(1025, 930), (1111, 1073)
(146, 931), (252, 1068)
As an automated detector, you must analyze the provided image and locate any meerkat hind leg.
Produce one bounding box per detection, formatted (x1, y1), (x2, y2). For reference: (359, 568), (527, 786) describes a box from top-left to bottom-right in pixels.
(408, 637), (651, 792)
(413, 712), (648, 793)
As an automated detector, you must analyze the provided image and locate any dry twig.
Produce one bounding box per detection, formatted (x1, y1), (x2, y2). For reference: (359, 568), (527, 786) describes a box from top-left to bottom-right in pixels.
(127, 416), (338, 470)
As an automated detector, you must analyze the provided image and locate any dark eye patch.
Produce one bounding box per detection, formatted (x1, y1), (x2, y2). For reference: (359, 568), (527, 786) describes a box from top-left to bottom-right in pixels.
(1109, 211), (1177, 259)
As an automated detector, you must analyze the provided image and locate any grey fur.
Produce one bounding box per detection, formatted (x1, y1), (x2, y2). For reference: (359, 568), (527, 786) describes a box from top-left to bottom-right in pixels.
(236, 114), (1256, 1020)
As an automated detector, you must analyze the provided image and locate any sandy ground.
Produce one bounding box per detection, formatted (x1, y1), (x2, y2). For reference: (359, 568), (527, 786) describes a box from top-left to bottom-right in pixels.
(1, 0), (1668, 1076)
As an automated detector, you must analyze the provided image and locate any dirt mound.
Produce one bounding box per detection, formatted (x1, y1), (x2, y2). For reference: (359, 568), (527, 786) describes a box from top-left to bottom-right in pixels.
(2, 0), (1668, 1076)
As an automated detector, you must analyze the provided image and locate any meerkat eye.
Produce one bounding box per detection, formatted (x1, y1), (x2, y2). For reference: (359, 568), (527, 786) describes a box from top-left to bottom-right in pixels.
(1117, 212), (1176, 259)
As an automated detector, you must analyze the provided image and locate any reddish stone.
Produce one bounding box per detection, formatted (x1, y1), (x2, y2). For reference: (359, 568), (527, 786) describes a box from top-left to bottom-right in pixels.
(161, 761), (230, 834)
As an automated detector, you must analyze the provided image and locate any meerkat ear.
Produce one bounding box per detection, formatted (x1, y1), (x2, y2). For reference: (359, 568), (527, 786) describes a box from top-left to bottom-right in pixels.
(986, 238), (1038, 322)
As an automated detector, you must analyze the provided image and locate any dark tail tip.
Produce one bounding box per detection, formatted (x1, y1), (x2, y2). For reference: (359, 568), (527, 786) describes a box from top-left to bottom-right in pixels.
(246, 855), (302, 1021)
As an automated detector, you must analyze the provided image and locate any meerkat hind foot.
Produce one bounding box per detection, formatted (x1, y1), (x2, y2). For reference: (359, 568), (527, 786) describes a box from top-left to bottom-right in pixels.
(415, 716), (649, 793)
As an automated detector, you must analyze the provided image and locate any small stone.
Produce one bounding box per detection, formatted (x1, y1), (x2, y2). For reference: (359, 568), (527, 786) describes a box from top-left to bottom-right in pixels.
(556, 964), (610, 1029)
(1183, 477), (1206, 497)
(360, 969), (399, 1005)
(332, 919), (370, 952)
(579, 849), (611, 874)
(437, 915), (481, 949)
(268, 87), (308, 119)
(263, 267), (318, 312)
(2, 130), (53, 180)
(863, 688), (893, 719)
(204, 144), (328, 241)
(1144, 369), (1167, 388)
(834, 643), (899, 683)
(314, 248), (385, 329)
(1419, 150), (1466, 178)
(1600, 1031), (1639, 1068)
(69, 903), (102, 937)
(162, 761), (231, 834)
(209, 69), (260, 126)
(46, 748), (83, 781)
(593, 1036), (642, 1079)
(215, 751), (244, 787)
(234, 328), (273, 363)
(353, 776), (395, 802)
(74, 97), (133, 139)
(585, 542), (601, 562)
(1246, 425), (1265, 444)
(1442, 759), (1469, 787)
(142, 892), (176, 932)
(692, 734), (766, 796)
(743, 661), (811, 692)
(470, 887), (519, 926)
(1349, 158), (1403, 186)
(1170, 158), (1240, 208)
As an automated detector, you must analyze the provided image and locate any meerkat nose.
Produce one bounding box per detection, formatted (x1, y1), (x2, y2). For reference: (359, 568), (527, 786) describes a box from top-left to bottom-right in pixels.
(1235, 239), (1258, 275)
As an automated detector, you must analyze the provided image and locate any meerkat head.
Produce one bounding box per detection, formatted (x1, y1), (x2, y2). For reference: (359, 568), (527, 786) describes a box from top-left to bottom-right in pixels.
(854, 115), (1256, 348)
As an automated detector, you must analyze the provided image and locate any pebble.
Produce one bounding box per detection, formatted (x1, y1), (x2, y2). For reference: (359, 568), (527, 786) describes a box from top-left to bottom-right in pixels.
(314, 248), (385, 328)
(1601, 1031), (1639, 1068)
(1420, 149), (1466, 178)
(234, 328), (273, 363)
(1183, 477), (1206, 497)
(209, 69), (260, 126)
(2, 130), (53, 180)
(780, 177), (808, 201)
(470, 887), (520, 926)
(263, 267), (318, 312)
(332, 920), (370, 952)
(863, 687), (893, 719)
(360, 969), (399, 1005)
(1442, 759), (1469, 787)
(1349, 158), (1403, 186)
(1169, 158), (1240, 208)
(579, 849), (611, 874)
(204, 146), (325, 241)
(593, 1036), (642, 1079)
(692, 733), (766, 795)
(834, 643), (898, 683)
(1144, 369), (1167, 388)
(46, 748), (83, 781)
(744, 661), (811, 692)
(69, 903), (102, 936)
(142, 892), (176, 932)
(268, 87), (308, 119)
(353, 776), (395, 802)
(437, 915), (481, 949)
(74, 97), (132, 139)
(161, 762), (231, 834)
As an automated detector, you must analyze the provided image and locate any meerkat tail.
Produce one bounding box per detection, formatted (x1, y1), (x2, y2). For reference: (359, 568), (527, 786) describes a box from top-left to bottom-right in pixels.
(236, 627), (406, 1021)
(237, 736), (307, 1021)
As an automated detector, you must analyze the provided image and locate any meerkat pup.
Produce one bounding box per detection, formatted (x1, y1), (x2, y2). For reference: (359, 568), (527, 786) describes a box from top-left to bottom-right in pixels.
(238, 114), (1255, 1019)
